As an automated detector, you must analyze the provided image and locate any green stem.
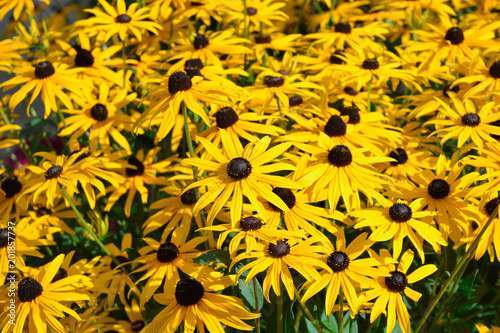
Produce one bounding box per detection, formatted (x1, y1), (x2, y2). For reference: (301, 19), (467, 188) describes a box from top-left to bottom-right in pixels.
(277, 285), (283, 333)
(253, 277), (261, 333)
(365, 316), (380, 333)
(60, 187), (122, 269)
(366, 80), (372, 112)
(415, 204), (499, 333)
(294, 0), (307, 34)
(339, 288), (344, 333)
(294, 287), (324, 333)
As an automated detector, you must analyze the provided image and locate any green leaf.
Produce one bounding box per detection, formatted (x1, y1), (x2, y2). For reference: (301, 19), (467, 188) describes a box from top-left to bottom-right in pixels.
(238, 275), (263, 311)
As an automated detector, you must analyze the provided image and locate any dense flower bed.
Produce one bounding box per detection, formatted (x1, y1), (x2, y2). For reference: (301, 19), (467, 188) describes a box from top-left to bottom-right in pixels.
(0, 0), (499, 332)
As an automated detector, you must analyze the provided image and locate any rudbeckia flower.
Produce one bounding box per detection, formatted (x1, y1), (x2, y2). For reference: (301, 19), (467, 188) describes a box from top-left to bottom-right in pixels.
(28, 196), (77, 238)
(466, 143), (500, 208)
(58, 83), (137, 153)
(250, 30), (301, 61)
(389, 155), (479, 243)
(183, 132), (300, 226)
(167, 29), (251, 74)
(230, 236), (332, 302)
(0, 217), (55, 288)
(20, 151), (94, 208)
(353, 199), (447, 262)
(0, 175), (28, 224)
(134, 71), (242, 143)
(117, 299), (146, 333)
(300, 229), (385, 316)
(104, 148), (172, 217)
(142, 178), (205, 244)
(0, 0), (49, 21)
(406, 19), (500, 72)
(132, 235), (206, 308)
(223, 0), (288, 30)
(464, 196), (500, 262)
(299, 144), (394, 212)
(427, 97), (500, 151)
(141, 269), (260, 332)
(78, 0), (162, 42)
(0, 253), (92, 333)
(0, 60), (87, 119)
(453, 55), (500, 99)
(358, 249), (437, 333)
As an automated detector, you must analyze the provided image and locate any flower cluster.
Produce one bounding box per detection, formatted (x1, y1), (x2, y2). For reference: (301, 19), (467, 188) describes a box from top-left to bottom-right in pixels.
(0, 0), (499, 332)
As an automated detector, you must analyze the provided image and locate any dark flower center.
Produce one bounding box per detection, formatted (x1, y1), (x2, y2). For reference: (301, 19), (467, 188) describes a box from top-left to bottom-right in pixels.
(168, 72), (193, 94)
(45, 165), (63, 179)
(362, 59), (379, 70)
(255, 35), (271, 44)
(90, 103), (108, 121)
(36, 207), (52, 217)
(185, 58), (204, 70)
(191, 1), (203, 6)
(110, 255), (128, 270)
(329, 50), (345, 65)
(1, 178), (22, 198)
(18, 277), (43, 302)
(74, 49), (94, 67)
(389, 148), (408, 166)
(193, 35), (209, 49)
(51, 268), (68, 283)
(268, 240), (290, 258)
(389, 203), (412, 222)
(116, 14), (132, 23)
(70, 150), (91, 165)
(185, 67), (202, 78)
(471, 221), (479, 231)
(247, 7), (257, 15)
(324, 115), (347, 137)
(227, 158), (252, 180)
(335, 22), (352, 34)
(328, 145), (352, 167)
(239, 216), (263, 231)
(0, 228), (13, 248)
(180, 188), (198, 205)
(126, 156), (145, 177)
(461, 113), (480, 127)
(427, 179), (450, 199)
(215, 106), (239, 129)
(442, 84), (459, 98)
(340, 106), (360, 124)
(344, 86), (358, 96)
(175, 278), (204, 306)
(34, 61), (55, 79)
(131, 321), (146, 332)
(265, 76), (285, 87)
(289, 95), (303, 106)
(268, 187), (296, 212)
(489, 61), (500, 79)
(127, 53), (141, 63)
(385, 271), (408, 293)
(327, 251), (350, 272)
(445, 27), (464, 45)
(484, 197), (500, 216)
(157, 242), (179, 263)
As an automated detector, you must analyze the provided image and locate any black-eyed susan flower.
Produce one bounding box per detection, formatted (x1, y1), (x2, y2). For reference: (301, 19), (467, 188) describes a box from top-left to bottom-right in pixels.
(0, 253), (92, 333)
(353, 199), (447, 262)
(134, 71), (242, 143)
(0, 175), (28, 224)
(427, 97), (500, 152)
(58, 83), (137, 153)
(20, 151), (94, 208)
(358, 250), (437, 333)
(167, 29), (251, 74)
(250, 30), (301, 61)
(141, 269), (260, 332)
(0, 217), (55, 288)
(224, 0), (288, 30)
(301, 230), (386, 316)
(27, 196), (77, 238)
(299, 143), (394, 212)
(453, 55), (500, 99)
(104, 148), (172, 217)
(0, 0), (49, 21)
(0, 60), (86, 119)
(116, 299), (146, 333)
(231, 236), (331, 302)
(132, 235), (206, 308)
(183, 133), (301, 226)
(78, 0), (162, 42)
(142, 177), (205, 244)
(390, 155), (480, 243)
